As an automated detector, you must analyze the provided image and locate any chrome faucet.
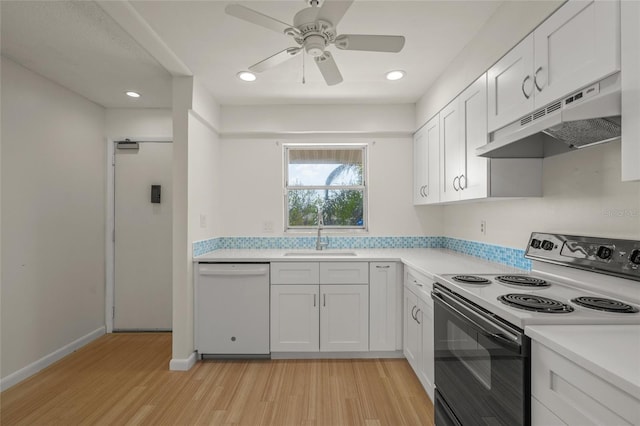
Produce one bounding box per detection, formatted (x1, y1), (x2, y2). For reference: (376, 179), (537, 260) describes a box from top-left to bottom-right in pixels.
(316, 207), (328, 251)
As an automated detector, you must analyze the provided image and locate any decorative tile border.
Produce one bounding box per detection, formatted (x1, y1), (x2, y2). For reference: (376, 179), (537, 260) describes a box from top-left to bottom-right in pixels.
(442, 237), (532, 271)
(193, 235), (531, 270)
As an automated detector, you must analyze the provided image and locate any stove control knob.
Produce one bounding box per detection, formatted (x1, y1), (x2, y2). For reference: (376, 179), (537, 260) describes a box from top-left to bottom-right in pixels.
(530, 239), (541, 249)
(630, 249), (640, 265)
(596, 246), (613, 260)
(541, 240), (554, 251)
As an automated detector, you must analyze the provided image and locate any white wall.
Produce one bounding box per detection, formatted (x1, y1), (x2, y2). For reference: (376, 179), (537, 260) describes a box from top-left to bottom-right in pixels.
(443, 141), (640, 247)
(105, 108), (172, 138)
(1, 58), (106, 382)
(220, 137), (441, 237)
(416, 0), (563, 128)
(171, 76), (221, 368)
(222, 104), (415, 136)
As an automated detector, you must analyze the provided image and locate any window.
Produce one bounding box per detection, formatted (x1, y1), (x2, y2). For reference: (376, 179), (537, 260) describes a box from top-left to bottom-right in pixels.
(284, 144), (367, 231)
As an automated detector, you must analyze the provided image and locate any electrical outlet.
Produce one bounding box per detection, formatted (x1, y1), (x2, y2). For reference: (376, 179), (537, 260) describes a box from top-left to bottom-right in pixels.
(263, 221), (274, 233)
(200, 214), (207, 229)
(480, 220), (486, 235)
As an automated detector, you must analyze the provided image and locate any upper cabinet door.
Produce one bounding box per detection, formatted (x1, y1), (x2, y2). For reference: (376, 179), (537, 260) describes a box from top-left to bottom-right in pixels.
(459, 74), (488, 201)
(487, 33), (535, 132)
(413, 127), (428, 205)
(424, 114), (441, 204)
(440, 99), (461, 203)
(533, 0), (620, 108)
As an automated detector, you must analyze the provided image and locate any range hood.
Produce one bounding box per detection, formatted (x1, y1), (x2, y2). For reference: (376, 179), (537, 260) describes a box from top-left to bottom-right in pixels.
(477, 73), (621, 158)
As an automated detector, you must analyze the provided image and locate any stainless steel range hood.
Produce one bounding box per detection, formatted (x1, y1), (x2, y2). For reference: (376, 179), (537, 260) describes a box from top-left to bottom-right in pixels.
(477, 73), (621, 158)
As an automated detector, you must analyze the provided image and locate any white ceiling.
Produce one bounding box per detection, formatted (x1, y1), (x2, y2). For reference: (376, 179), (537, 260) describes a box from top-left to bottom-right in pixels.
(1, 1), (505, 108)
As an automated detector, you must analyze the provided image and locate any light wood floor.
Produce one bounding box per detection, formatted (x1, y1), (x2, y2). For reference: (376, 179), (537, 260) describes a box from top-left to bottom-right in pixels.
(1, 333), (434, 426)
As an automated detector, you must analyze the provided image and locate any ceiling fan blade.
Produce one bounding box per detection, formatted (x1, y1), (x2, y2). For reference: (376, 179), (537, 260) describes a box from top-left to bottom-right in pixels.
(249, 47), (302, 73)
(335, 34), (406, 52)
(314, 51), (343, 86)
(316, 0), (354, 26)
(225, 4), (292, 35)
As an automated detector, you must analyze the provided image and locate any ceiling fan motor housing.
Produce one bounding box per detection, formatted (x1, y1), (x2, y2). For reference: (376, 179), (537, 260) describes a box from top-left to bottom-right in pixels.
(304, 35), (326, 57)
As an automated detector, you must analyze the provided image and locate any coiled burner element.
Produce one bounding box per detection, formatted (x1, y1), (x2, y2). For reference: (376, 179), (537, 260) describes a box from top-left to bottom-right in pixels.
(452, 275), (491, 285)
(495, 275), (549, 287)
(571, 297), (639, 313)
(498, 294), (574, 313)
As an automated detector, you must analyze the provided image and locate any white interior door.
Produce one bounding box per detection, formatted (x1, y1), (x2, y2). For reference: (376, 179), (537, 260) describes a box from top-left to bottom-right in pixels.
(114, 141), (172, 330)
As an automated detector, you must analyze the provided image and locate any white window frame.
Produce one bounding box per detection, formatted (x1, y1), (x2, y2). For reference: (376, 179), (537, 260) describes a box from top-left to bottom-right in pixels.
(283, 143), (368, 232)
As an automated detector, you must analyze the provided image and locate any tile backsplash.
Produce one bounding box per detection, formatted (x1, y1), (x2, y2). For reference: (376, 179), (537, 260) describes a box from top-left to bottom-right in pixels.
(193, 236), (531, 270)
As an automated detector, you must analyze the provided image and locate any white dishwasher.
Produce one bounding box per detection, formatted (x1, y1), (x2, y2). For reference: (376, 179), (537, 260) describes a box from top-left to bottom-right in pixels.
(195, 263), (270, 356)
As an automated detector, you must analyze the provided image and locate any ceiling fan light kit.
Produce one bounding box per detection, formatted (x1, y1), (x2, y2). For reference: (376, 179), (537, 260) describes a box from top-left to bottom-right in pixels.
(225, 0), (406, 86)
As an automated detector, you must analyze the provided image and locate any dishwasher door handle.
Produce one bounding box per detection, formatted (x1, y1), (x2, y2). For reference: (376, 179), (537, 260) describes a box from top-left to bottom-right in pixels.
(199, 267), (269, 276)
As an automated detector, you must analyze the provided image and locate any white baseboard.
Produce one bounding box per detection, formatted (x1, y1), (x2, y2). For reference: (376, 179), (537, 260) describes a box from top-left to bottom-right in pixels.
(0, 326), (106, 392)
(169, 351), (197, 371)
(270, 350), (405, 360)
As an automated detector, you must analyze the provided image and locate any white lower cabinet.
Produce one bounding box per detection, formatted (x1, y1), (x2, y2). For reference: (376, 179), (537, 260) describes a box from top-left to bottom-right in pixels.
(270, 284), (319, 352)
(320, 284), (369, 352)
(531, 341), (640, 426)
(403, 267), (435, 401)
(270, 261), (372, 353)
(369, 262), (401, 351)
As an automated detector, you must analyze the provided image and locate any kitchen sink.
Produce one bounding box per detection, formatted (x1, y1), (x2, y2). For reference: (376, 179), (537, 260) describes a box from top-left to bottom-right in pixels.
(283, 251), (358, 257)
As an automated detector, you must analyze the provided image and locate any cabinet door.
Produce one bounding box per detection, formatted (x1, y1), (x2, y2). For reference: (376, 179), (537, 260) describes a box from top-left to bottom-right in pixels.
(413, 127), (428, 205)
(425, 114), (441, 204)
(487, 33), (535, 132)
(440, 98), (461, 203)
(417, 298), (435, 402)
(533, 0), (620, 108)
(458, 74), (489, 201)
(320, 284), (369, 352)
(403, 287), (420, 370)
(270, 285), (319, 352)
(620, 0), (639, 182)
(369, 262), (398, 351)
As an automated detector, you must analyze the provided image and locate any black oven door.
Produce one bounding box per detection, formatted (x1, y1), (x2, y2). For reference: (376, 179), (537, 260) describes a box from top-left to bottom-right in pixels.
(432, 284), (530, 426)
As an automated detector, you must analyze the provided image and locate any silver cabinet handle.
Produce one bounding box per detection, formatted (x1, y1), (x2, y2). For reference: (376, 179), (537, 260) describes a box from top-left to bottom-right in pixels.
(415, 309), (421, 324)
(419, 185), (424, 197)
(522, 75), (532, 99)
(453, 176), (460, 191)
(459, 174), (466, 190)
(323, 294), (326, 307)
(376, 265), (390, 269)
(424, 184), (428, 197)
(313, 294), (316, 307)
(411, 305), (417, 320)
(534, 66), (544, 92)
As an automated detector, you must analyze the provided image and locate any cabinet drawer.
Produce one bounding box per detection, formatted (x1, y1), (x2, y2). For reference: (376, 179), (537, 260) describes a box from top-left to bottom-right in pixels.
(270, 262), (319, 285)
(320, 262), (369, 284)
(532, 341), (639, 426)
(405, 267), (433, 305)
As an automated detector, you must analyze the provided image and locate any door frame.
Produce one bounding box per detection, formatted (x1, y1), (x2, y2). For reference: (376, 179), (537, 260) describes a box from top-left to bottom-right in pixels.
(106, 137), (172, 333)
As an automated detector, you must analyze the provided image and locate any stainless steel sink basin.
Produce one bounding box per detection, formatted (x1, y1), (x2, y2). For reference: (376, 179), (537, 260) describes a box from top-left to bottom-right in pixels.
(283, 251), (358, 257)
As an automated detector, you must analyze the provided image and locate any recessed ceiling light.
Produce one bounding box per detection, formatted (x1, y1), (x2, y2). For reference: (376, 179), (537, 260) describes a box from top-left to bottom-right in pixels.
(385, 70), (405, 81)
(237, 71), (257, 82)
(125, 91), (141, 98)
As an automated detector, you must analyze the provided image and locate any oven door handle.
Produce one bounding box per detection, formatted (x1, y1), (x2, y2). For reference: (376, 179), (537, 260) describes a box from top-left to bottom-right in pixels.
(432, 289), (522, 352)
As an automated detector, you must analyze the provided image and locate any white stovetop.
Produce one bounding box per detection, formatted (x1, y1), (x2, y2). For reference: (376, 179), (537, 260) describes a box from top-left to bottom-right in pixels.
(526, 324), (640, 400)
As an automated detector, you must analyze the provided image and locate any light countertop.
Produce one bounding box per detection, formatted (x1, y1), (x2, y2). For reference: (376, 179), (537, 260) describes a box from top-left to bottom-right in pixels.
(526, 324), (640, 400)
(194, 248), (522, 280)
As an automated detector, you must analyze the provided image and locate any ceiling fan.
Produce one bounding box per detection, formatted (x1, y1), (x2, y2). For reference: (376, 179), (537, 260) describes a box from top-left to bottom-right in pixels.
(225, 0), (406, 86)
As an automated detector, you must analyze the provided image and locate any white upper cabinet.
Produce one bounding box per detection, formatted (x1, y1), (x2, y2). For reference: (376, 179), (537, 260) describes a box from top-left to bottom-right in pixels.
(488, 0), (620, 132)
(413, 115), (440, 205)
(533, 0), (620, 108)
(621, 0), (640, 182)
(440, 98), (461, 203)
(488, 33), (535, 132)
(441, 74), (489, 202)
(459, 75), (489, 200)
